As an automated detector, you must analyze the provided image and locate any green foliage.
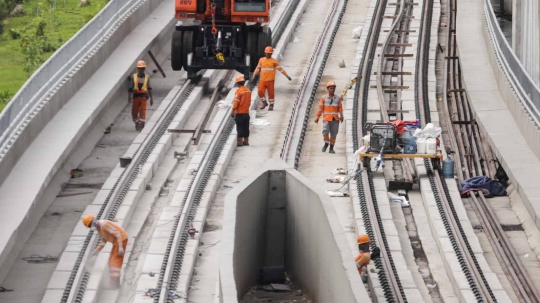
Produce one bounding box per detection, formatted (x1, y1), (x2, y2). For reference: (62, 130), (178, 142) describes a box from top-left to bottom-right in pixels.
(0, 90), (13, 109)
(17, 18), (61, 75)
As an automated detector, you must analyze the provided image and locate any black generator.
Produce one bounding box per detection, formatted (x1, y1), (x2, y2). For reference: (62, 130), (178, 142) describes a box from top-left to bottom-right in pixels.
(368, 123), (397, 153)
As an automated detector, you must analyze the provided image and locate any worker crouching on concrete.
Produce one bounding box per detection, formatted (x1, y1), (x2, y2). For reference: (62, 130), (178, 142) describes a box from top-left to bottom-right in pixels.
(315, 81), (344, 153)
(82, 214), (128, 289)
(128, 60), (154, 131)
(231, 75), (252, 146)
(355, 234), (380, 283)
(253, 46), (291, 111)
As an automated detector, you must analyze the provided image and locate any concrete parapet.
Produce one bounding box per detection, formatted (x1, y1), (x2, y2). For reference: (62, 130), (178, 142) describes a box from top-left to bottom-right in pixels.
(219, 159), (367, 302)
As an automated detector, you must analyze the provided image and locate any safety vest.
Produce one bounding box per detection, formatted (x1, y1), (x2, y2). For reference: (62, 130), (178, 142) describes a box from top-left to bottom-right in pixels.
(133, 74), (149, 94)
(355, 251), (371, 275)
(316, 94), (343, 121)
(254, 57), (289, 81)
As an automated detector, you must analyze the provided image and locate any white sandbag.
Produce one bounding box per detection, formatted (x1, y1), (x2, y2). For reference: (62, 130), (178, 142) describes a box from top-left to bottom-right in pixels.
(352, 26), (363, 39)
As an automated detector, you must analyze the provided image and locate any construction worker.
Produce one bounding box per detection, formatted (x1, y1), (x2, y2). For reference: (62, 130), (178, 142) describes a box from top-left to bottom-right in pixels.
(315, 81), (344, 153)
(355, 234), (372, 283)
(82, 214), (128, 289)
(128, 60), (153, 131)
(253, 46), (291, 111)
(231, 75), (252, 146)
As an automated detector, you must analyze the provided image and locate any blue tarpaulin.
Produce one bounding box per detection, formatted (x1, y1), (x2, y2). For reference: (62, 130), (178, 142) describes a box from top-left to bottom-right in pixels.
(461, 176), (507, 197)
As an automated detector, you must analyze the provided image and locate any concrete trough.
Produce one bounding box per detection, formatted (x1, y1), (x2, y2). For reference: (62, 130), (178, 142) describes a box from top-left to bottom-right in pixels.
(219, 159), (366, 303)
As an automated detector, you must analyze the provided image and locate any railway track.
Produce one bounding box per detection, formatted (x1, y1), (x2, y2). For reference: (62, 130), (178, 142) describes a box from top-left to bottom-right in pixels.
(54, 0), (303, 301)
(438, 0), (540, 301)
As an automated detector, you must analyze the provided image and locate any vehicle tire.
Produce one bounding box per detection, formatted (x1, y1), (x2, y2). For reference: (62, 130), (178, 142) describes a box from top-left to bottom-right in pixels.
(246, 31), (258, 72)
(257, 26), (272, 59)
(182, 31), (194, 70)
(171, 31), (183, 71)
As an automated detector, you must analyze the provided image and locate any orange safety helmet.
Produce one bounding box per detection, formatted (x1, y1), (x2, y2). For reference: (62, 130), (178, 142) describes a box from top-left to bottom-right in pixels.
(327, 81), (337, 88)
(264, 46), (273, 54)
(357, 234), (370, 245)
(235, 75), (245, 83)
(137, 60), (146, 68)
(82, 214), (95, 228)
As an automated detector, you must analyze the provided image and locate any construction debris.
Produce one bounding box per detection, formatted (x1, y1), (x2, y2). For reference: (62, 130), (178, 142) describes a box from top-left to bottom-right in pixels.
(325, 190), (349, 197)
(70, 169), (84, 178)
(332, 167), (347, 175)
(326, 176), (345, 183)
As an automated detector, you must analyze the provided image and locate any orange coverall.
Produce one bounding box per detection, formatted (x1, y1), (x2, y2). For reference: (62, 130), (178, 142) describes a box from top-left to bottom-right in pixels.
(233, 86), (252, 138)
(95, 220), (128, 281)
(130, 74), (151, 124)
(355, 251), (371, 275)
(253, 57), (289, 105)
(316, 94), (343, 145)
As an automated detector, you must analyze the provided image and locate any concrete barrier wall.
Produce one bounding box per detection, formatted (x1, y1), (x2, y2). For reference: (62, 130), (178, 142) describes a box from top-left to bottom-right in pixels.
(0, 0), (171, 187)
(219, 160), (366, 302)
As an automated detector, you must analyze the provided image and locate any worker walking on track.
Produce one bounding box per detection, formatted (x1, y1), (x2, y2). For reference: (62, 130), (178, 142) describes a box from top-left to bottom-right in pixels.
(231, 75), (252, 146)
(128, 60), (154, 131)
(315, 81), (344, 153)
(253, 46), (291, 111)
(82, 214), (128, 289)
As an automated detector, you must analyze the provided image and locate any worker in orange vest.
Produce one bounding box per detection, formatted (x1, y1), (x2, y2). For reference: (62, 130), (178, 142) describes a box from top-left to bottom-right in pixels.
(128, 60), (154, 131)
(231, 75), (252, 146)
(82, 214), (128, 289)
(314, 81), (344, 153)
(355, 234), (371, 283)
(253, 46), (291, 111)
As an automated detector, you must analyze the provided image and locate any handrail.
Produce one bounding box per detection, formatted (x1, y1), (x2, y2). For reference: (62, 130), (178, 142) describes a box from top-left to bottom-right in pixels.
(483, 0), (540, 127)
(0, 0), (137, 148)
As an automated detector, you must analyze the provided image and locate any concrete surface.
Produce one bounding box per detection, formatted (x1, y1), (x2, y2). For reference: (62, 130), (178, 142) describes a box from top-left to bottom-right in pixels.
(185, 0), (344, 301)
(0, 0), (177, 289)
(219, 160), (366, 302)
(511, 0), (540, 86)
(458, 0), (540, 233)
(0, 41), (184, 303)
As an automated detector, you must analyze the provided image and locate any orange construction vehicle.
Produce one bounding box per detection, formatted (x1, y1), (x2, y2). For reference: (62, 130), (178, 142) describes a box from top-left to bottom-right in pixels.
(172, 0), (272, 79)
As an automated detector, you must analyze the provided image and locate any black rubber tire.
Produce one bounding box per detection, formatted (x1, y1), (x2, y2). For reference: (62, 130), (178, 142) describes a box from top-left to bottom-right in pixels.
(182, 31), (194, 70)
(246, 31), (258, 72)
(257, 26), (272, 59)
(171, 31), (183, 71)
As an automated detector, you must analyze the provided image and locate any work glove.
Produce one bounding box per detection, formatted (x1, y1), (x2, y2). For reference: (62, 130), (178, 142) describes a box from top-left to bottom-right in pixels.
(287, 76), (292, 81)
(118, 247), (125, 256)
(128, 96), (132, 103)
(149, 98), (154, 107)
(314, 118), (319, 124)
(230, 112), (236, 118)
(340, 116), (344, 123)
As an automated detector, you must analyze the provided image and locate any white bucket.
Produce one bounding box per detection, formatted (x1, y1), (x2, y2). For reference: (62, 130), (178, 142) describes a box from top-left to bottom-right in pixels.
(416, 137), (426, 154)
(426, 138), (437, 155)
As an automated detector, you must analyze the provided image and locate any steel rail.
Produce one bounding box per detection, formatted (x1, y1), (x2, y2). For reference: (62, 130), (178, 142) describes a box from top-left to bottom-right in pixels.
(441, 1), (540, 301)
(153, 1), (305, 300)
(376, 0), (405, 122)
(351, 0), (409, 300)
(62, 72), (206, 303)
(418, 0), (497, 300)
(280, 0), (347, 168)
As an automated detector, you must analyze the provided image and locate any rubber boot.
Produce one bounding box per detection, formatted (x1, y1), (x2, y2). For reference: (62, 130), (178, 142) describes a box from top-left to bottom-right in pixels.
(329, 145), (335, 154)
(135, 122), (140, 131)
(269, 104), (274, 111)
(243, 137), (249, 146)
(260, 100), (268, 110)
(139, 121), (145, 131)
(237, 137), (243, 147)
(322, 143), (329, 152)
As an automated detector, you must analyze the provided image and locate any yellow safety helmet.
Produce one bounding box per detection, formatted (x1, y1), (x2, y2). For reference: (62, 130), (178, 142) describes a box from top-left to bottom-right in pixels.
(357, 234), (370, 245)
(137, 60), (146, 68)
(235, 75), (245, 83)
(82, 214), (94, 228)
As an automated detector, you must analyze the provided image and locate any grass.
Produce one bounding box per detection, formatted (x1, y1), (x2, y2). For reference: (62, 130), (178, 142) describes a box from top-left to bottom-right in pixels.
(0, 0), (108, 111)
